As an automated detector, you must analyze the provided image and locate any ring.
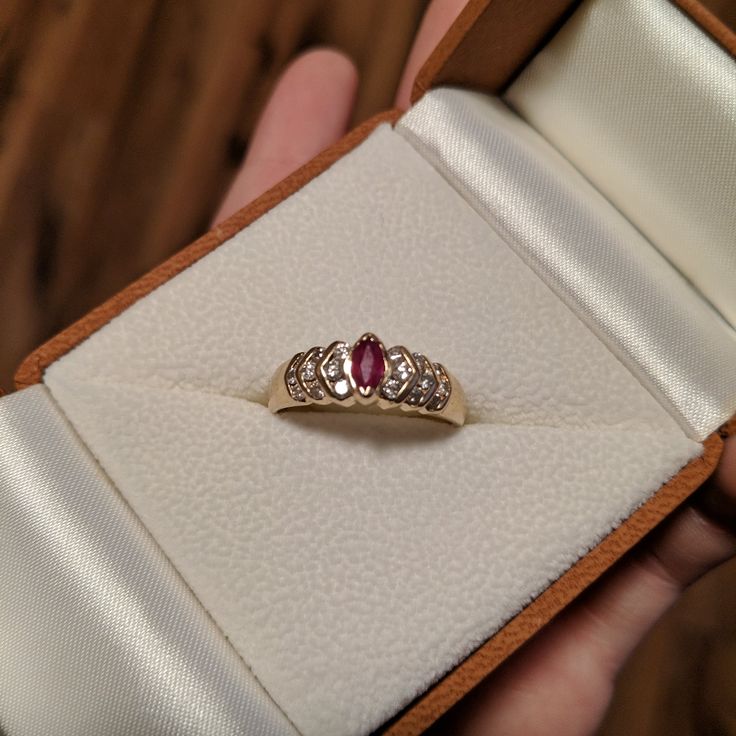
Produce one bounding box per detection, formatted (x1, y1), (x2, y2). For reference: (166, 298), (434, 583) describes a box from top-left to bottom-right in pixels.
(268, 333), (466, 426)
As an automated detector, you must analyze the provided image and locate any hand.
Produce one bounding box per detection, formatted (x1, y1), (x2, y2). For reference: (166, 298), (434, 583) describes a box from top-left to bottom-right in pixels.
(213, 3), (736, 732)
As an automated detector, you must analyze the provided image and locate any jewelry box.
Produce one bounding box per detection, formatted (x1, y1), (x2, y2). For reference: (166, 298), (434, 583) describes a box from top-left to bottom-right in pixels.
(1, 0), (734, 733)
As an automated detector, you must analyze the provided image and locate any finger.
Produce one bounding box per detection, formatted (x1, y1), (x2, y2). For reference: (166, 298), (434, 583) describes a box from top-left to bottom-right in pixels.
(581, 505), (735, 674)
(574, 436), (736, 675)
(439, 450), (736, 736)
(213, 48), (358, 225)
(698, 434), (736, 528)
(395, 0), (467, 109)
(713, 433), (736, 496)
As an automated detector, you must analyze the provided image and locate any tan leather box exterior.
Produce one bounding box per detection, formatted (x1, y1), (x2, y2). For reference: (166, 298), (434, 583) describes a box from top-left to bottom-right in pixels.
(14, 2), (734, 734)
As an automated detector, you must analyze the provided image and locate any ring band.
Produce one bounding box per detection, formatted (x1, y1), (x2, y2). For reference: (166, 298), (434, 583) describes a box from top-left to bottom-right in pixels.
(268, 333), (466, 426)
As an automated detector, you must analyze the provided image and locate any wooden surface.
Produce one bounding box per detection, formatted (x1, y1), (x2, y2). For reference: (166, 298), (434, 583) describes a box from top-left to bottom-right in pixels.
(1, 1), (735, 734)
(0, 0), (426, 391)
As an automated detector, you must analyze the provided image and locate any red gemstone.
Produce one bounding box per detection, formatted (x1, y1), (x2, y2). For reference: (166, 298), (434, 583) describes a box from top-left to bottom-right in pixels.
(351, 339), (385, 390)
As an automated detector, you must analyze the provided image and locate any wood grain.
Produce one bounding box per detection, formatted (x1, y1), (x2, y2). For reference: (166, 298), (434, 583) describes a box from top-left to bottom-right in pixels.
(0, 0), (425, 391)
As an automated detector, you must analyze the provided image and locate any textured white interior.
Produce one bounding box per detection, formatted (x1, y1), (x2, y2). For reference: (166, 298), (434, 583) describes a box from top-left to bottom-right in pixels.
(506, 0), (736, 328)
(45, 125), (701, 736)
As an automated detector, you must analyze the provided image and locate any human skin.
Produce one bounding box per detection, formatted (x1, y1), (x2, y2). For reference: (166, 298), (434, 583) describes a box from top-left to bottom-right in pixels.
(213, 3), (736, 731)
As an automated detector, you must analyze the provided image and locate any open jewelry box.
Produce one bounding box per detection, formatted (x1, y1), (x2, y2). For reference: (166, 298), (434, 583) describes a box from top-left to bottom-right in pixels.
(2, 0), (735, 734)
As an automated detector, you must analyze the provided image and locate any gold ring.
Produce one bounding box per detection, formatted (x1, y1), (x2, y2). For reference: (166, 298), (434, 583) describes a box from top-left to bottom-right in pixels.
(268, 333), (466, 426)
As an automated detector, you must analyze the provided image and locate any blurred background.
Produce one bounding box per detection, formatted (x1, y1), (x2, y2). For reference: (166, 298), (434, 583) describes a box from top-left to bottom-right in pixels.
(0, 0), (429, 389)
(1, 1), (735, 733)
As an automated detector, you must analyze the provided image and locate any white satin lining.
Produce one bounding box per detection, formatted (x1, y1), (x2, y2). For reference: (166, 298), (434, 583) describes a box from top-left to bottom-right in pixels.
(398, 89), (736, 440)
(0, 386), (297, 736)
(505, 0), (736, 329)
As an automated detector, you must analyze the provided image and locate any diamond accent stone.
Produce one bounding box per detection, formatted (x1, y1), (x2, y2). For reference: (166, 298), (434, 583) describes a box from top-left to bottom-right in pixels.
(289, 386), (305, 400)
(405, 353), (436, 406)
(334, 344), (350, 360)
(299, 349), (323, 382)
(285, 353), (306, 402)
(427, 363), (451, 412)
(325, 359), (343, 381)
(305, 380), (324, 400)
(295, 348), (325, 401)
(381, 345), (416, 402)
(320, 342), (352, 400)
(395, 361), (412, 381)
(382, 378), (401, 399)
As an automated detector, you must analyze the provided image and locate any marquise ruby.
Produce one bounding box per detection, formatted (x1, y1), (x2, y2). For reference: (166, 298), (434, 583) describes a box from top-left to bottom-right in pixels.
(350, 338), (385, 390)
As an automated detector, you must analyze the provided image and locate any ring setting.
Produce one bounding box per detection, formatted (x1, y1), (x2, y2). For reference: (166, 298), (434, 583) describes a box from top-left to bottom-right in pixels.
(268, 333), (466, 426)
